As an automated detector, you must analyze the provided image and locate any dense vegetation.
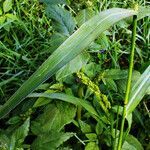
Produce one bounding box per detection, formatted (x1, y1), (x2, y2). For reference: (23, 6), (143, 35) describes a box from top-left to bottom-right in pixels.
(0, 0), (150, 149)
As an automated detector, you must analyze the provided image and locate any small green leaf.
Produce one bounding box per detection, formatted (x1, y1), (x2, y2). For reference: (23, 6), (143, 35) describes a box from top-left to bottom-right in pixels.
(95, 121), (104, 135)
(85, 142), (99, 150)
(3, 0), (12, 13)
(78, 120), (92, 133)
(85, 133), (97, 140)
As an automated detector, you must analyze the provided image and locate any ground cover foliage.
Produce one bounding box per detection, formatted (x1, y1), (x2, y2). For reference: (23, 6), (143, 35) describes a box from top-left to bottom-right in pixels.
(0, 0), (150, 149)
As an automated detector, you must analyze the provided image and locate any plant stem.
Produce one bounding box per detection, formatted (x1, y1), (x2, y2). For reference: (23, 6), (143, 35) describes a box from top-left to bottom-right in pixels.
(77, 86), (83, 120)
(113, 105), (120, 150)
(117, 15), (137, 150)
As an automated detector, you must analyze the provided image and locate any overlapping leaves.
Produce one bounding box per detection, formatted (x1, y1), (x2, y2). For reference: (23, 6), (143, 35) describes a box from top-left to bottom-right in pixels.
(0, 8), (136, 118)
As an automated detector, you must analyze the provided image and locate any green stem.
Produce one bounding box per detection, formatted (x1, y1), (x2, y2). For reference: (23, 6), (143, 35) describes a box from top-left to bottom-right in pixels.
(113, 105), (120, 150)
(77, 86), (83, 120)
(117, 15), (137, 150)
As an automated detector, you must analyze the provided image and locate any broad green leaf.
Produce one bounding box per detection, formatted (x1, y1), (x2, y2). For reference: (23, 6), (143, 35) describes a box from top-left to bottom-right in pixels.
(126, 66), (150, 116)
(32, 131), (73, 150)
(56, 52), (90, 81)
(3, 0), (12, 13)
(46, 5), (76, 36)
(76, 8), (96, 27)
(0, 8), (136, 119)
(112, 130), (143, 150)
(28, 92), (99, 119)
(40, 0), (67, 5)
(122, 134), (144, 150)
(122, 141), (138, 150)
(31, 102), (76, 135)
(113, 132), (144, 150)
(9, 118), (30, 150)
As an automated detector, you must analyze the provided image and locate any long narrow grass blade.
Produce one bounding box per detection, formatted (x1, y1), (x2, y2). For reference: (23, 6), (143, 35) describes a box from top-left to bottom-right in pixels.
(126, 66), (150, 116)
(0, 8), (136, 118)
(0, 71), (23, 87)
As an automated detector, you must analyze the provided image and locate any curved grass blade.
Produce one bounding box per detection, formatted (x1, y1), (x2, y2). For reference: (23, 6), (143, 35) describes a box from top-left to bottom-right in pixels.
(126, 65), (150, 116)
(0, 8), (136, 119)
(28, 93), (99, 119)
(0, 71), (23, 88)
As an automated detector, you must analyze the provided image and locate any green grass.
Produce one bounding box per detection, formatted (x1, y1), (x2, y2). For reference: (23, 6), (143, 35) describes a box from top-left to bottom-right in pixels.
(0, 0), (149, 149)
(0, 0), (53, 100)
